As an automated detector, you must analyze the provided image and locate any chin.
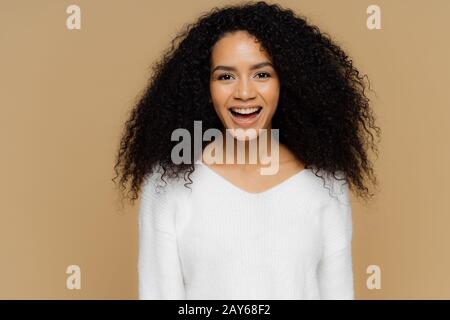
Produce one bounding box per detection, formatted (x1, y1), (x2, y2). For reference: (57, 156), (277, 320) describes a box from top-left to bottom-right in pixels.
(226, 125), (261, 142)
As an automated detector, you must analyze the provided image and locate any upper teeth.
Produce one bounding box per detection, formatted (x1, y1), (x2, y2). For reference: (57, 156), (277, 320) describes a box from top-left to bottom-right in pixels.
(231, 107), (260, 114)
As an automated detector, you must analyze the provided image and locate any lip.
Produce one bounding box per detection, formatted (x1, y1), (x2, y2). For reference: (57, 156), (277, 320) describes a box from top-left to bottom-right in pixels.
(228, 104), (262, 110)
(228, 106), (263, 128)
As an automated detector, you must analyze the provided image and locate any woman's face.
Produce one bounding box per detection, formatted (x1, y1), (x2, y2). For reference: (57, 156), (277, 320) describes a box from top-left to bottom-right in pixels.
(209, 31), (280, 138)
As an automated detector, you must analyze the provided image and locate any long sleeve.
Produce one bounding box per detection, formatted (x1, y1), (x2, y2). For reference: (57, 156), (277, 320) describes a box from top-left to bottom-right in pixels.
(138, 173), (185, 299)
(317, 181), (354, 300)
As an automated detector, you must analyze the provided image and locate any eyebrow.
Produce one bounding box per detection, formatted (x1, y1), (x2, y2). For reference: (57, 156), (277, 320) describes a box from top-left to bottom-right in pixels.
(211, 61), (273, 73)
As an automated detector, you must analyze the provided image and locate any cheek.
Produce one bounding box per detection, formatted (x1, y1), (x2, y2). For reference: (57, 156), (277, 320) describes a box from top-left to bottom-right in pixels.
(260, 82), (280, 106)
(209, 86), (229, 122)
(210, 87), (234, 118)
(211, 84), (233, 101)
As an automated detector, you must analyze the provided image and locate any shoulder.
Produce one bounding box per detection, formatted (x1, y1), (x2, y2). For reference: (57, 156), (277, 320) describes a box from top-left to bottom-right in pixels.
(141, 164), (188, 200)
(292, 168), (354, 260)
(301, 167), (350, 208)
(302, 167), (352, 232)
(304, 168), (352, 255)
(139, 164), (189, 234)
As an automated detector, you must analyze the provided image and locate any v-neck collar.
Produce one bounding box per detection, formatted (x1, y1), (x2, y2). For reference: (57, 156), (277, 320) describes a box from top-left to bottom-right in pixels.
(195, 161), (309, 197)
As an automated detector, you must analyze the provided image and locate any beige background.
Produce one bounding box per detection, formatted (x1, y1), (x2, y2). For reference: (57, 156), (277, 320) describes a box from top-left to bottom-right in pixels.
(1, 0), (449, 299)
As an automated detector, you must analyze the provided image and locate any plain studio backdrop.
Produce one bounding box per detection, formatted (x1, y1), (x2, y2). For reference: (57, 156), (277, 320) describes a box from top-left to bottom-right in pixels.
(0, 0), (449, 299)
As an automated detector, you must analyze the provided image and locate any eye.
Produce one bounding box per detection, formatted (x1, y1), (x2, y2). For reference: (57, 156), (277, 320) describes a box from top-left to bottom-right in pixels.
(255, 72), (271, 79)
(217, 74), (234, 81)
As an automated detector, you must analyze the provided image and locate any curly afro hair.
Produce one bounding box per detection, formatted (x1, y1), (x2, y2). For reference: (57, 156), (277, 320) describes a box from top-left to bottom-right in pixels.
(112, 0), (381, 206)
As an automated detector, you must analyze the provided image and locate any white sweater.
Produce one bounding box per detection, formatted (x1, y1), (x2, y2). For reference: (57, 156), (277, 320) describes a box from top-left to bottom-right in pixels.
(138, 162), (354, 300)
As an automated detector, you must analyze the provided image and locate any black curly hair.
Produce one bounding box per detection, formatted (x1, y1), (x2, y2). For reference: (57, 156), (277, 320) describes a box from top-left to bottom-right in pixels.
(112, 0), (381, 206)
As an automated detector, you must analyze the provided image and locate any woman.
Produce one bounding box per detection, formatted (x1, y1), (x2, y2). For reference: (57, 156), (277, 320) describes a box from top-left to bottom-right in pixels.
(113, 1), (380, 299)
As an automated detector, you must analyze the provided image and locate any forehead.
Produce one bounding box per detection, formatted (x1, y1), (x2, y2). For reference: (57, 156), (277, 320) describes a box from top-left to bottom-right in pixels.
(211, 31), (271, 64)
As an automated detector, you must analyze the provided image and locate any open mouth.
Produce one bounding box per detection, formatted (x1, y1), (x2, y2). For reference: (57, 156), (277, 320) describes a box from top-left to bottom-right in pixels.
(228, 106), (263, 127)
(228, 106), (263, 123)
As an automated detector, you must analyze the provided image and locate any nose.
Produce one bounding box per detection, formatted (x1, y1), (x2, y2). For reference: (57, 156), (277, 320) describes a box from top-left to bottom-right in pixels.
(233, 77), (256, 100)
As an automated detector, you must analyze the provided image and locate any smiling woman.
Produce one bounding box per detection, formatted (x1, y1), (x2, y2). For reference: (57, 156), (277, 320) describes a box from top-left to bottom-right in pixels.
(209, 31), (279, 133)
(112, 0), (381, 300)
